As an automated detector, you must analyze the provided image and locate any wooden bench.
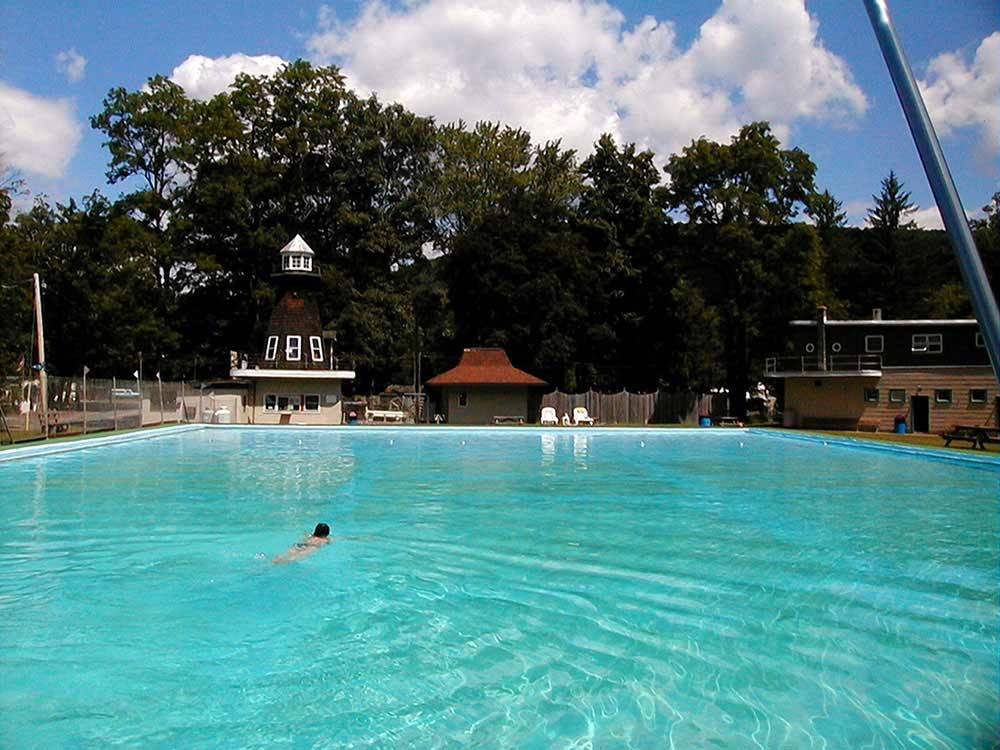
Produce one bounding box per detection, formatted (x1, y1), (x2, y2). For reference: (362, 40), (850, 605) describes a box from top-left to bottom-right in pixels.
(493, 415), (525, 425)
(366, 408), (406, 423)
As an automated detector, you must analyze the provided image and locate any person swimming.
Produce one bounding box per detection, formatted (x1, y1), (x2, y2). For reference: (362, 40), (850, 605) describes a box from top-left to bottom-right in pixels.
(273, 523), (331, 564)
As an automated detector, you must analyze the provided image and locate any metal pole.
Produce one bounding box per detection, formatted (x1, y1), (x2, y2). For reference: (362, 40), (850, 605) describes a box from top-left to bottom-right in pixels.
(864, 0), (1000, 379)
(33, 273), (48, 439)
(112, 376), (118, 431)
(82, 367), (88, 434)
(158, 374), (164, 425)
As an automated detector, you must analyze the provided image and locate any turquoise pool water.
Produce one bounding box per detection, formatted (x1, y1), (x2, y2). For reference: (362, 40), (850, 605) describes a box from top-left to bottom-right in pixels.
(0, 428), (997, 748)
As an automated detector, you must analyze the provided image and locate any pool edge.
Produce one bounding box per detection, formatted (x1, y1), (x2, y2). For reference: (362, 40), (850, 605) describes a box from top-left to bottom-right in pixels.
(0, 424), (206, 463)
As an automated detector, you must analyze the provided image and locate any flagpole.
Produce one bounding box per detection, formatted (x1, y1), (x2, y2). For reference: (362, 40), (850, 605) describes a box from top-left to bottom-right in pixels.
(82, 366), (88, 434)
(33, 273), (48, 440)
(157, 372), (164, 425)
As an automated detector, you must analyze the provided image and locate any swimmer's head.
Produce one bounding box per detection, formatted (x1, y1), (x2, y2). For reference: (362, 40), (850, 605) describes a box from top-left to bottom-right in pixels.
(313, 523), (331, 538)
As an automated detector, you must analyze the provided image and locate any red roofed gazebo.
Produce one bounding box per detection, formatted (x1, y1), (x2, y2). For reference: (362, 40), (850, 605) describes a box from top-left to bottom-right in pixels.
(425, 348), (548, 424)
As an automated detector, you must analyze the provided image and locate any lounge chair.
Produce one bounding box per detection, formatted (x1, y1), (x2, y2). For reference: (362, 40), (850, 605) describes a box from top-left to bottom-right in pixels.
(540, 406), (558, 426)
(572, 406), (595, 426)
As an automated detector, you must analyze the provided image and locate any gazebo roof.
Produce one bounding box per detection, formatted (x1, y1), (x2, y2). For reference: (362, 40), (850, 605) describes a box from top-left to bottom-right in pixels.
(425, 348), (547, 387)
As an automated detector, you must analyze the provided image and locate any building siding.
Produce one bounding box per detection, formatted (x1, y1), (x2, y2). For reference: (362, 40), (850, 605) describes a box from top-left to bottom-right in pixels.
(784, 367), (997, 432)
(248, 379), (344, 425)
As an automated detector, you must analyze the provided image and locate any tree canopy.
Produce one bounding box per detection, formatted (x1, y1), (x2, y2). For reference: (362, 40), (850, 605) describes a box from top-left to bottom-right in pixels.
(2, 61), (995, 417)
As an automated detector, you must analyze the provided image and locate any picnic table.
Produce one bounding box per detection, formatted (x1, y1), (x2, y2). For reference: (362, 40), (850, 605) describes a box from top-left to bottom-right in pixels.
(942, 424), (1000, 450)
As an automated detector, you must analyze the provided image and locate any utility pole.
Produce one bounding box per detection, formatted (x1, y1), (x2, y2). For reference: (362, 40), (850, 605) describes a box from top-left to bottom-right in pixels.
(33, 273), (48, 439)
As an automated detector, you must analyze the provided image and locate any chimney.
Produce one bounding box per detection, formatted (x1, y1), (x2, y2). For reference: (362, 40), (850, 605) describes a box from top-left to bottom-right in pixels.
(816, 306), (828, 371)
(872, 308), (882, 321)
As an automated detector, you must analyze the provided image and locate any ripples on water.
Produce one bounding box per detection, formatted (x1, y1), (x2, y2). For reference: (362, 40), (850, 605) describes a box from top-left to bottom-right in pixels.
(0, 429), (997, 748)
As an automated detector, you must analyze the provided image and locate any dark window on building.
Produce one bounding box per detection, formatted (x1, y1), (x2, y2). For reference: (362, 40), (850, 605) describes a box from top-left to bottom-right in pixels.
(864, 388), (879, 403)
(912, 333), (942, 353)
(865, 335), (884, 353)
(264, 336), (279, 360)
(970, 389), (988, 404)
(975, 332), (985, 348)
(286, 336), (301, 361)
(265, 394), (277, 411)
(889, 389), (906, 403)
(934, 389), (952, 404)
(305, 394), (321, 411)
(458, 391), (468, 407)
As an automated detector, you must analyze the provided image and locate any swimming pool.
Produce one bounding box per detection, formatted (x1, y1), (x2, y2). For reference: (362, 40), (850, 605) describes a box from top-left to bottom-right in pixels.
(1, 427), (997, 747)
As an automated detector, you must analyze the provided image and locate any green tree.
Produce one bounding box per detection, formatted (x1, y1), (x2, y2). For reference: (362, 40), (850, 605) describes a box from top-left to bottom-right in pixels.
(867, 171), (916, 232)
(806, 189), (847, 233)
(664, 122), (828, 416)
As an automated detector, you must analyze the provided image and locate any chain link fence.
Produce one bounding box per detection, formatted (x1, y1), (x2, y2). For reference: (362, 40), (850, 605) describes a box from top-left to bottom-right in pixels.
(1, 375), (192, 444)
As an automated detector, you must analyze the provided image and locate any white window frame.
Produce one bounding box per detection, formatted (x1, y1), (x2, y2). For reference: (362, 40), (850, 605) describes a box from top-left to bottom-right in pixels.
(831, 342), (842, 353)
(911, 333), (942, 354)
(309, 336), (323, 363)
(264, 394), (278, 411)
(304, 394), (320, 412)
(865, 335), (884, 353)
(805, 343), (815, 353)
(969, 389), (988, 404)
(302, 256), (312, 271)
(863, 387), (879, 403)
(975, 332), (985, 348)
(286, 336), (302, 361)
(934, 389), (952, 404)
(282, 255), (291, 270)
(888, 388), (906, 404)
(264, 336), (279, 361)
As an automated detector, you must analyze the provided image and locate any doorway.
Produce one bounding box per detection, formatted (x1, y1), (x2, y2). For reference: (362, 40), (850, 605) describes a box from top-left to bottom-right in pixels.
(911, 395), (930, 433)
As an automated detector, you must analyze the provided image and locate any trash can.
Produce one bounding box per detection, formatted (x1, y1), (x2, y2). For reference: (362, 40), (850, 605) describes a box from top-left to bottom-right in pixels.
(893, 415), (907, 434)
(699, 415), (712, 428)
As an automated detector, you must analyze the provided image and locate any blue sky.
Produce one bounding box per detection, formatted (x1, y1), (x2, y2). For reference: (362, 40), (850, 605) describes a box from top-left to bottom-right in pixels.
(1, 0), (997, 226)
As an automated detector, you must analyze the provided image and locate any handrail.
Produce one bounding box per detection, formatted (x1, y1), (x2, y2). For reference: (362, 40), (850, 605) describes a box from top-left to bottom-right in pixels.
(765, 354), (883, 375)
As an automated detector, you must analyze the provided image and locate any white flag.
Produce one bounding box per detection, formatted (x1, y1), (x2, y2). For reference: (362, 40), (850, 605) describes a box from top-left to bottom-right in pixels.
(83, 365), (90, 376)
(133, 370), (139, 379)
(155, 371), (161, 381)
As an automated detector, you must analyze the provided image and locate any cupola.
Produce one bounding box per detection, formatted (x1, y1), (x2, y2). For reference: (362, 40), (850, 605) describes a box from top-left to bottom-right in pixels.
(279, 234), (316, 274)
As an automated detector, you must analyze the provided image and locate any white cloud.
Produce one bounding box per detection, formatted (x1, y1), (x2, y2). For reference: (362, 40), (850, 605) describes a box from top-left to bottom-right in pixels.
(911, 205), (944, 230)
(55, 48), (87, 83)
(307, 0), (868, 157)
(169, 53), (287, 99)
(0, 82), (82, 179)
(918, 32), (1000, 160)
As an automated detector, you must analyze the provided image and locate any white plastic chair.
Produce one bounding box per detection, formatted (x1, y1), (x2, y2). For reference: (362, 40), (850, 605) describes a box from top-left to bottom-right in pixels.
(540, 406), (558, 425)
(572, 406), (595, 426)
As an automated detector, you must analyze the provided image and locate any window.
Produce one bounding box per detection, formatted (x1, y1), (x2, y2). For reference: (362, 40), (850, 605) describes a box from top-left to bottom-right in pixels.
(304, 394), (320, 412)
(889, 389), (906, 403)
(282, 256), (290, 270)
(265, 394), (277, 411)
(310, 336), (323, 363)
(970, 389), (988, 404)
(302, 256), (312, 271)
(805, 343), (815, 353)
(290, 255), (302, 270)
(864, 388), (879, 403)
(264, 336), (279, 361)
(865, 335), (884, 353)
(276, 395), (301, 412)
(934, 389), (952, 404)
(458, 391), (468, 407)
(975, 332), (985, 348)
(911, 333), (942, 353)
(286, 336), (301, 361)
(831, 342), (842, 353)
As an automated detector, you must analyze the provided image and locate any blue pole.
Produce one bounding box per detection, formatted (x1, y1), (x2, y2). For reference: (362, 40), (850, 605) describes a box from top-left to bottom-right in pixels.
(863, 0), (1000, 380)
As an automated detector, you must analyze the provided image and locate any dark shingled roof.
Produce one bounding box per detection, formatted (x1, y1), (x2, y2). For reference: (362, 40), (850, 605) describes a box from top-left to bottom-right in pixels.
(425, 348), (547, 387)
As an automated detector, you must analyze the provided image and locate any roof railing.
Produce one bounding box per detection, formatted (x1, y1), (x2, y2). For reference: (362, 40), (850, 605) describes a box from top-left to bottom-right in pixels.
(765, 354), (883, 375)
